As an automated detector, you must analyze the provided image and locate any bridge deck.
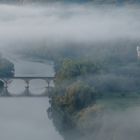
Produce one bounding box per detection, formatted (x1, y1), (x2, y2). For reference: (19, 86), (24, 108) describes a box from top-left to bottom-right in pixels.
(0, 76), (55, 80)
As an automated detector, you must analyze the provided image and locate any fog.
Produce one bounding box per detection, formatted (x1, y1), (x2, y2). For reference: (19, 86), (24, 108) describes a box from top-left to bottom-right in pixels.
(0, 98), (63, 140)
(78, 101), (140, 140)
(0, 4), (140, 56)
(1, 3), (140, 140)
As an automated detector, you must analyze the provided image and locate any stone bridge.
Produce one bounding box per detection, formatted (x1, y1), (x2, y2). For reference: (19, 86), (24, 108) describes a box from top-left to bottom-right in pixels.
(0, 76), (55, 97)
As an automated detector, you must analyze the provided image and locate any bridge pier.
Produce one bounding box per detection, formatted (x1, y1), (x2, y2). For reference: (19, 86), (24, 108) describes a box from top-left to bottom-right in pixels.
(25, 79), (30, 88)
(24, 79), (30, 96)
(45, 79), (51, 95)
(24, 87), (30, 96)
(2, 87), (10, 96)
(45, 78), (54, 96)
(2, 80), (10, 96)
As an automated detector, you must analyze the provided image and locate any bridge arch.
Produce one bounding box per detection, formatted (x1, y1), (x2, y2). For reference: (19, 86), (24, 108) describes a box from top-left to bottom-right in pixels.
(0, 76), (55, 97)
(7, 79), (25, 96)
(28, 79), (47, 95)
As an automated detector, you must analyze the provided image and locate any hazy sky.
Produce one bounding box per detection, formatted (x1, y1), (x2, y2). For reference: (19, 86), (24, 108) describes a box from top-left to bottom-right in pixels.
(0, 4), (140, 55)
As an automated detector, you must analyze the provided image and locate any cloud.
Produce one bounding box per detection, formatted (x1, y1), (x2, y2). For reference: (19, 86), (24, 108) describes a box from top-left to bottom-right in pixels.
(0, 4), (139, 53)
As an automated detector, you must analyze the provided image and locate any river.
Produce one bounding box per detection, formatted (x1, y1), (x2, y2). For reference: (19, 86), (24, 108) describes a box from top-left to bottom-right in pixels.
(0, 56), (63, 140)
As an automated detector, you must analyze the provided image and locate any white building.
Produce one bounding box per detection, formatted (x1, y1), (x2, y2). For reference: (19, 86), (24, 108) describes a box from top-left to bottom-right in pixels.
(137, 46), (140, 58)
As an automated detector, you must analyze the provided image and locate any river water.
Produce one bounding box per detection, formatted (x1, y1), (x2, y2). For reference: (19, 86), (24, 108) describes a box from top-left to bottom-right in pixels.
(0, 56), (63, 140)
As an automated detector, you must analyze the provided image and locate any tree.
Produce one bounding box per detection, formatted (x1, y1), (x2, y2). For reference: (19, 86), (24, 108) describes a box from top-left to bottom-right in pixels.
(56, 59), (101, 81)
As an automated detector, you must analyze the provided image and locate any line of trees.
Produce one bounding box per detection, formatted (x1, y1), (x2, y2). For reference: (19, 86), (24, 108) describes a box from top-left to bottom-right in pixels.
(0, 54), (14, 77)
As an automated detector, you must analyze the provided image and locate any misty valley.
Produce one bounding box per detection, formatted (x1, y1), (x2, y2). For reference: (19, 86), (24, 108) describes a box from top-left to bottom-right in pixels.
(0, 1), (140, 140)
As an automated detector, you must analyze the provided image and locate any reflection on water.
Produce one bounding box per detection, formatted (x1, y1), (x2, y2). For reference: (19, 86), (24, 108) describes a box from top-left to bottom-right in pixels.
(8, 80), (25, 95)
(29, 80), (47, 95)
(0, 98), (63, 140)
(7, 79), (47, 95)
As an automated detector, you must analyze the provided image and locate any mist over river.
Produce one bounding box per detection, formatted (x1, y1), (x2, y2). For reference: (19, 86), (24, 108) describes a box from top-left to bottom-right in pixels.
(0, 98), (63, 140)
(1, 60), (140, 140)
(0, 55), (63, 140)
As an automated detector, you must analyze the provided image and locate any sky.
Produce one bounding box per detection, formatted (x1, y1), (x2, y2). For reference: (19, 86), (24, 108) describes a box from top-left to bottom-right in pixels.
(0, 4), (140, 56)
